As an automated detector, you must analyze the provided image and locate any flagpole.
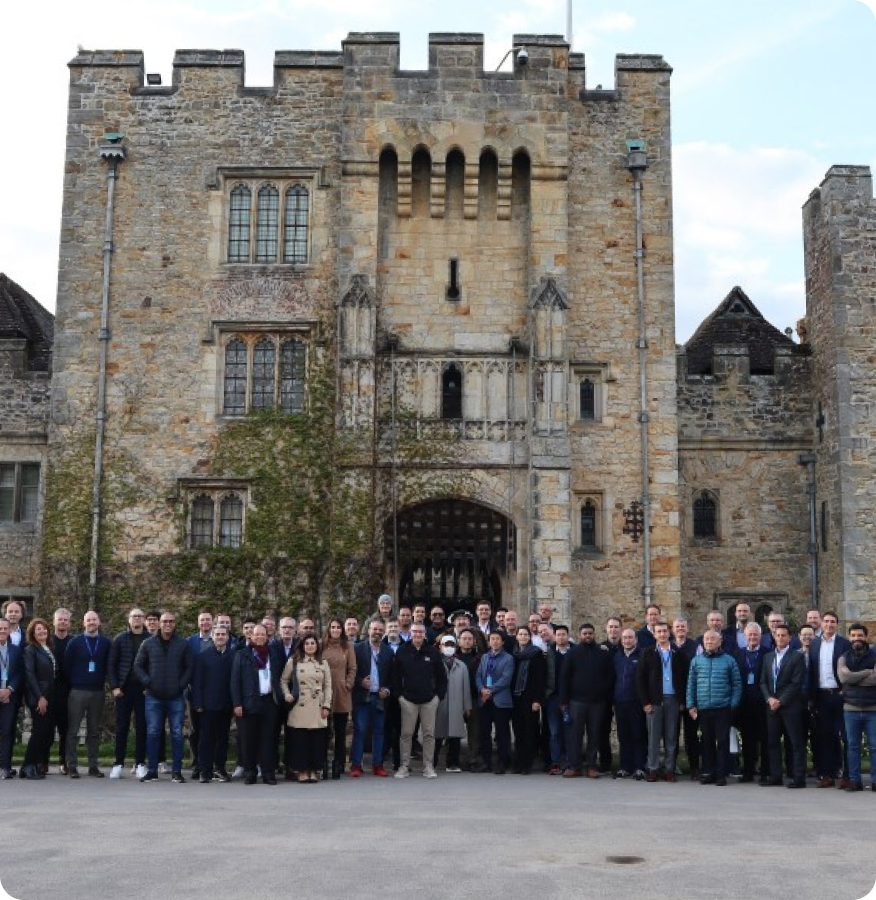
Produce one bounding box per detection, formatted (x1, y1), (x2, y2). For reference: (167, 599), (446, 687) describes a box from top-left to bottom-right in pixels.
(567, 0), (573, 50)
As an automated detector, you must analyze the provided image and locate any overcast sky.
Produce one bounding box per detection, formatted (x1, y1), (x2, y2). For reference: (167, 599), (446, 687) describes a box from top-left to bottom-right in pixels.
(1, 0), (874, 341)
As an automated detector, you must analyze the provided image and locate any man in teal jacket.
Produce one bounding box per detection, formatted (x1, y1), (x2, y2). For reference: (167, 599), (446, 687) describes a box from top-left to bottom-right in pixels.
(687, 630), (742, 786)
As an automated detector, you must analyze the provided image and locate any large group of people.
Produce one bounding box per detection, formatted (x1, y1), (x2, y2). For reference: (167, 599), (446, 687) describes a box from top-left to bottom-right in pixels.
(0, 595), (873, 792)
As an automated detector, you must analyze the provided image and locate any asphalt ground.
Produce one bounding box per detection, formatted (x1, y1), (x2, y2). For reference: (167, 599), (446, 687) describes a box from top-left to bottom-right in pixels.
(1, 767), (875, 900)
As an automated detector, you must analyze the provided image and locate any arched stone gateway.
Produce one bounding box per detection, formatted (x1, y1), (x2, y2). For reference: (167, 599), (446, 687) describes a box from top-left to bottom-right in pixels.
(385, 499), (516, 614)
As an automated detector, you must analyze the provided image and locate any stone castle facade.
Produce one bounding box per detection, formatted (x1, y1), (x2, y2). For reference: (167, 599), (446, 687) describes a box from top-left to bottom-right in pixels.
(1, 33), (872, 630)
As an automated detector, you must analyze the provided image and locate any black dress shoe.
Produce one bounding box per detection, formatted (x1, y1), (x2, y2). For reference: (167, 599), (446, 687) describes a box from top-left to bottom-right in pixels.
(714, 778), (727, 786)
(68, 768), (80, 779)
(494, 766), (506, 775)
(760, 779), (783, 786)
(263, 774), (278, 785)
(244, 773), (258, 785)
(88, 767), (105, 778)
(786, 780), (806, 789)
(699, 775), (716, 785)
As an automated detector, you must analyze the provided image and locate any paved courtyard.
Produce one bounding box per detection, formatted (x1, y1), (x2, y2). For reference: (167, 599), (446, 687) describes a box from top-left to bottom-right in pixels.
(1, 771), (874, 900)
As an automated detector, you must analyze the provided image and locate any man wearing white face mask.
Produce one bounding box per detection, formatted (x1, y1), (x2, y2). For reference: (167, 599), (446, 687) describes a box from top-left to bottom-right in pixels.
(433, 635), (472, 773)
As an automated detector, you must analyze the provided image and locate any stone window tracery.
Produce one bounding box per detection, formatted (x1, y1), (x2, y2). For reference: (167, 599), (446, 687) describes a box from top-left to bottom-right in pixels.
(221, 332), (308, 417)
(225, 178), (310, 265)
(0, 463), (39, 524)
(184, 485), (249, 550)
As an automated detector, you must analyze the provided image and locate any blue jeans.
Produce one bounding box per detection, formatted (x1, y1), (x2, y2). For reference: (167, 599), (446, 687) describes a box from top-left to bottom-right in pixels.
(544, 695), (567, 768)
(352, 694), (386, 768)
(844, 709), (876, 785)
(145, 694), (185, 774)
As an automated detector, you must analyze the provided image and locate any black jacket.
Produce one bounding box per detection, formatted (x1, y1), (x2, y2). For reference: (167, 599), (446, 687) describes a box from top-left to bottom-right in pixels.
(392, 640), (448, 704)
(636, 643), (688, 707)
(512, 645), (546, 706)
(108, 629), (149, 691)
(558, 641), (615, 705)
(24, 644), (56, 708)
(192, 645), (236, 712)
(133, 633), (193, 701)
(352, 640), (395, 705)
(231, 647), (282, 713)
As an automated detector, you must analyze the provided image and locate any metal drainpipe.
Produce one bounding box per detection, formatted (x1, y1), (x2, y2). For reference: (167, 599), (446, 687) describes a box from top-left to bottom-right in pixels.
(798, 452), (819, 608)
(626, 142), (652, 604)
(88, 139), (127, 607)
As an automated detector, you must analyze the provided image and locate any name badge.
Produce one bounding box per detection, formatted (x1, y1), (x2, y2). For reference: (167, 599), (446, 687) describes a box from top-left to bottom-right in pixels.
(747, 672), (754, 685)
(0, 669), (7, 689)
(258, 668), (271, 695)
(88, 661), (96, 674)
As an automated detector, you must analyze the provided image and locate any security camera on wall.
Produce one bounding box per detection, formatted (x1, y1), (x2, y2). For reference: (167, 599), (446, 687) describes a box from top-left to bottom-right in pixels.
(516, 47), (529, 66)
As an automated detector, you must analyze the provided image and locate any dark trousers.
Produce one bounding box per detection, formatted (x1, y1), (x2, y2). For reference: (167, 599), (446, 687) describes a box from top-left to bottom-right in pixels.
(598, 701), (614, 771)
(290, 727), (327, 773)
(434, 736), (461, 769)
(615, 700), (647, 774)
(480, 701), (512, 768)
(188, 703), (202, 767)
(566, 699), (605, 770)
(678, 708), (701, 772)
(198, 709), (232, 775)
(113, 685), (146, 766)
(768, 702), (806, 782)
(328, 712), (349, 769)
(385, 697), (402, 769)
(512, 700), (539, 771)
(815, 690), (848, 778)
(24, 701), (56, 767)
(48, 682), (70, 766)
(0, 699), (16, 770)
(699, 706), (732, 779)
(736, 698), (769, 778)
(66, 688), (104, 769)
(239, 698), (278, 777)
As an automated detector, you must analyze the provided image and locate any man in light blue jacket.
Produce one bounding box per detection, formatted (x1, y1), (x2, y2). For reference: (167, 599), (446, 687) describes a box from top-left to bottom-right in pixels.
(476, 631), (514, 774)
(687, 630), (742, 786)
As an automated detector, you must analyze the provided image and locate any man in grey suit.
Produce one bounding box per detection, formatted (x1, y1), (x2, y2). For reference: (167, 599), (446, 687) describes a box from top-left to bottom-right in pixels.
(760, 623), (807, 788)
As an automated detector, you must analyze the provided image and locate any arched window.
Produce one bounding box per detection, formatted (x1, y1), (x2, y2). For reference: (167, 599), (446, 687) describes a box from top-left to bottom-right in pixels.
(223, 339), (248, 415)
(279, 339), (306, 414)
(511, 150), (531, 221)
(478, 149), (498, 218)
(442, 364), (463, 419)
(256, 185), (279, 263)
(693, 491), (717, 540)
(219, 495), (244, 548)
(445, 149), (465, 219)
(227, 185), (251, 262)
(283, 185), (309, 264)
(251, 338), (276, 410)
(190, 496), (215, 549)
(581, 500), (597, 549)
(412, 148), (432, 218)
(379, 147), (399, 217)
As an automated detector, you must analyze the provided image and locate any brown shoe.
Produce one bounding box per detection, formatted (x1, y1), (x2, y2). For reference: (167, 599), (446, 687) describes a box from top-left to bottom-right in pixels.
(664, 772), (677, 783)
(838, 777), (851, 790)
(586, 769), (600, 779)
(562, 768), (582, 778)
(645, 770), (659, 783)
(816, 777), (835, 789)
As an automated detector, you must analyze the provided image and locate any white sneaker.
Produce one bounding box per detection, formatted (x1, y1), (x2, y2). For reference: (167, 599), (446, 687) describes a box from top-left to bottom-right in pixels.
(135, 764), (147, 780)
(109, 764), (123, 779)
(158, 762), (169, 774)
(423, 766), (438, 779)
(394, 766), (410, 779)
(232, 765), (245, 780)
(445, 766), (462, 773)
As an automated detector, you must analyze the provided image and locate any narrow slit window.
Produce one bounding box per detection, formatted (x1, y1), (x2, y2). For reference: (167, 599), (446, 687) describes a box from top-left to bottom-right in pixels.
(280, 339), (306, 414)
(223, 339), (248, 415)
(219, 496), (244, 548)
(445, 149), (465, 219)
(283, 185), (309, 264)
(478, 149), (498, 218)
(190, 496), (215, 549)
(693, 491), (717, 540)
(227, 185), (251, 262)
(447, 258), (461, 301)
(511, 150), (531, 221)
(581, 501), (597, 549)
(580, 378), (596, 420)
(255, 185), (279, 263)
(412, 148), (432, 218)
(251, 338), (276, 410)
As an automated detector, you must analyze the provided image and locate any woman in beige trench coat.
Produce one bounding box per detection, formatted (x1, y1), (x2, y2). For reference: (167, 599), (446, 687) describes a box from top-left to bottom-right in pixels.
(282, 635), (332, 783)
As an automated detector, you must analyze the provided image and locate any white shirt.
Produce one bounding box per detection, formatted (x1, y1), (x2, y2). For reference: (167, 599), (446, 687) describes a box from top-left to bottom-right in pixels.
(8, 628), (22, 647)
(819, 636), (838, 689)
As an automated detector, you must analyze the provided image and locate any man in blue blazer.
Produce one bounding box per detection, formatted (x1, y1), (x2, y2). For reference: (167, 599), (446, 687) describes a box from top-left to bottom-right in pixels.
(350, 619), (395, 777)
(809, 610), (851, 787)
(0, 617), (24, 778)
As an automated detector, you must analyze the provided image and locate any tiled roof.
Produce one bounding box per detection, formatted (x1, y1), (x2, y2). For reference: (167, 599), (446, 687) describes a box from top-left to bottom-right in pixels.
(0, 273), (54, 372)
(683, 286), (796, 375)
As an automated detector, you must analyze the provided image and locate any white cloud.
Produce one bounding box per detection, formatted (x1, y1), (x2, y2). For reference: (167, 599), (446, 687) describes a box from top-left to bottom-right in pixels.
(673, 141), (825, 341)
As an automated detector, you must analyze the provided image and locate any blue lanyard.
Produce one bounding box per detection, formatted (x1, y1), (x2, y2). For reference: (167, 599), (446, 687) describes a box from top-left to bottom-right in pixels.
(84, 636), (98, 659)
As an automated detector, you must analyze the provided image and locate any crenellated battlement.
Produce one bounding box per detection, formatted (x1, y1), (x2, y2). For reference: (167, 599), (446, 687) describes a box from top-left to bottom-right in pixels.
(68, 33), (669, 96)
